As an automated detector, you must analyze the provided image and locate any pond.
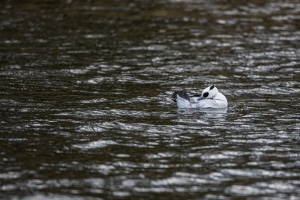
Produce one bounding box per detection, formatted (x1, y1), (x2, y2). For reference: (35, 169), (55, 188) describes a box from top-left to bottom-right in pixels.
(0, 0), (299, 199)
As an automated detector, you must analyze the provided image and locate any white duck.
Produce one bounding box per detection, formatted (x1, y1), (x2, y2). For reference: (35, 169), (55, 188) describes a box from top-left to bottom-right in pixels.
(171, 85), (228, 109)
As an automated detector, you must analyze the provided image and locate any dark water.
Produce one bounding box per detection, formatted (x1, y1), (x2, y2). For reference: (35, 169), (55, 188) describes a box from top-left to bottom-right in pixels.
(1, 0), (299, 199)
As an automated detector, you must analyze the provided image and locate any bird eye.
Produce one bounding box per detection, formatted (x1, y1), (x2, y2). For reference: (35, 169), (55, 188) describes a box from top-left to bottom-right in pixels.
(210, 85), (214, 90)
(203, 92), (209, 98)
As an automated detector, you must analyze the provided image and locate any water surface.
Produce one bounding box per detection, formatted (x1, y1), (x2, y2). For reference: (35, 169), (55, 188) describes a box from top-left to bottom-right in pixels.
(0, 0), (299, 199)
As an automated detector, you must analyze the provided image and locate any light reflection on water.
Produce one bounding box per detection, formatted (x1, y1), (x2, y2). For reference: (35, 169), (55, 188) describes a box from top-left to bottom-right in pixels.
(0, 0), (300, 199)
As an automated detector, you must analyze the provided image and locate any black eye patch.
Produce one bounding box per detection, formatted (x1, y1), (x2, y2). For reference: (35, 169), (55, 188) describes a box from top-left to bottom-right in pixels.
(203, 92), (209, 98)
(210, 85), (215, 90)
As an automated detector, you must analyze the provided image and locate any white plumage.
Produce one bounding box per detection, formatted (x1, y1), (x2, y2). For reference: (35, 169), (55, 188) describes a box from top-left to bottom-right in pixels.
(171, 85), (228, 109)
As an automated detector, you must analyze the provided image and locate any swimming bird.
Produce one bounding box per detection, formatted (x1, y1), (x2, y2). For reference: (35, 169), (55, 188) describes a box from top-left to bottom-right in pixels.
(171, 85), (228, 109)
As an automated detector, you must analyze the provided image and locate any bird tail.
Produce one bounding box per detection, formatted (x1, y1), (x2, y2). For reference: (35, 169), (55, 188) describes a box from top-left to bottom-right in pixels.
(170, 91), (190, 102)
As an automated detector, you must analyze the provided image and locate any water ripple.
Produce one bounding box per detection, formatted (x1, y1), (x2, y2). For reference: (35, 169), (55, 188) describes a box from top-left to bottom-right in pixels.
(1, 0), (300, 199)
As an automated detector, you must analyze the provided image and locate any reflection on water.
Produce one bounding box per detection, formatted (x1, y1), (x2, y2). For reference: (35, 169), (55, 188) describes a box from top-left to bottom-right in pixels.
(176, 108), (228, 119)
(0, 0), (300, 199)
